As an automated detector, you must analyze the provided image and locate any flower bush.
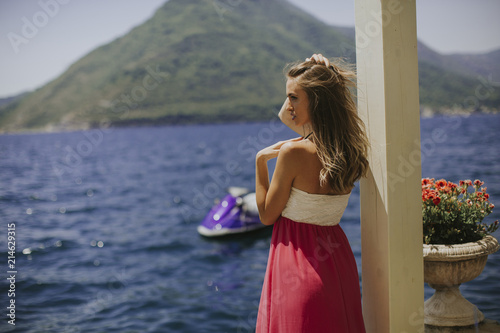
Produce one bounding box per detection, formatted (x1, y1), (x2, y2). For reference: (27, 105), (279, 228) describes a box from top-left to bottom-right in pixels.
(422, 178), (499, 245)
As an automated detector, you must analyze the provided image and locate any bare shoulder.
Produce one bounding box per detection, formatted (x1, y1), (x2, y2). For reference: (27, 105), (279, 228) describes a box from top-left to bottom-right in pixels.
(278, 140), (317, 170)
(279, 139), (314, 158)
(277, 139), (325, 193)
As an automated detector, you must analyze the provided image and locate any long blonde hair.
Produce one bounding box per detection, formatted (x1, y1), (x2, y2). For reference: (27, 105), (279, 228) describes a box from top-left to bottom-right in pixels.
(286, 58), (369, 193)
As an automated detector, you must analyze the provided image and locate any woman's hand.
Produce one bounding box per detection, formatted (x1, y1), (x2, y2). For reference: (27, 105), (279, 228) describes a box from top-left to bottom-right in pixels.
(306, 53), (330, 67)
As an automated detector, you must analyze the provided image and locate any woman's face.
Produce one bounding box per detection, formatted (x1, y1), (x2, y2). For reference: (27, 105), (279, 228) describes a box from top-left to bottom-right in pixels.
(285, 78), (311, 127)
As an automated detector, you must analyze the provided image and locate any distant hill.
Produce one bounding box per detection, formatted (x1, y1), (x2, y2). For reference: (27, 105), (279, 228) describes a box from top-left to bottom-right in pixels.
(0, 0), (498, 133)
(417, 43), (500, 110)
(418, 43), (500, 80)
(0, 92), (27, 108)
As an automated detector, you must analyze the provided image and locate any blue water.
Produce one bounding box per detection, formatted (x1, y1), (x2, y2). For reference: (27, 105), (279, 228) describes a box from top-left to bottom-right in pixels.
(0, 114), (499, 332)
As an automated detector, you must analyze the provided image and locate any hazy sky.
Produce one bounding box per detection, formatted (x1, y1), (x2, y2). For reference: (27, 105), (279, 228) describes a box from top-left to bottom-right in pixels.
(1, 0), (499, 98)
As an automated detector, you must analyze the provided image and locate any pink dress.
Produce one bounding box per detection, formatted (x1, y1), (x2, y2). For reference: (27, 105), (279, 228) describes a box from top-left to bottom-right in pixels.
(256, 187), (366, 333)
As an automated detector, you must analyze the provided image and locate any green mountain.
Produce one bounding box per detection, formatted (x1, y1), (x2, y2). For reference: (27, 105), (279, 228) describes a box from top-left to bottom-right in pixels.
(417, 42), (500, 110)
(418, 42), (500, 80)
(0, 0), (498, 133)
(0, 0), (353, 133)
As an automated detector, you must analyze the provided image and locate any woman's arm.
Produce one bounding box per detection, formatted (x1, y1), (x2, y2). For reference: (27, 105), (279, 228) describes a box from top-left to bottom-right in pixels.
(255, 139), (302, 225)
(278, 99), (303, 136)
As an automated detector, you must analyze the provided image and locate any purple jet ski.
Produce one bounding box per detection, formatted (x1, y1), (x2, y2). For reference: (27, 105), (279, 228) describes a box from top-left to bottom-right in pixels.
(197, 187), (266, 237)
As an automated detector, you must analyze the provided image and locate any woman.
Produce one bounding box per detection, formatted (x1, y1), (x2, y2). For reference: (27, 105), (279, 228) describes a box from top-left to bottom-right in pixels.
(255, 54), (368, 332)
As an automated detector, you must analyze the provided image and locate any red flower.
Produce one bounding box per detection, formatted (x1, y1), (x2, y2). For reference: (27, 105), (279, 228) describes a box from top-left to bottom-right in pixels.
(436, 179), (447, 189)
(422, 188), (441, 203)
(474, 179), (484, 187)
(422, 178), (433, 186)
(422, 178), (434, 190)
(422, 177), (498, 243)
(422, 188), (431, 201)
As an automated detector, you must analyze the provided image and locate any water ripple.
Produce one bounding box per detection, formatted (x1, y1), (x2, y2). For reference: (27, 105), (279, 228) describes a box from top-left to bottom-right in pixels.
(1, 117), (499, 331)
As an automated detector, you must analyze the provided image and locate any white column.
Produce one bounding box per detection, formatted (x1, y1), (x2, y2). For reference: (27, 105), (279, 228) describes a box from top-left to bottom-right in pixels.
(354, 0), (424, 332)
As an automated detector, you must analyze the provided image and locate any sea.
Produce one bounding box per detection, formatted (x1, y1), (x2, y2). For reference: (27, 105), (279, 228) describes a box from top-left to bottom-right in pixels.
(1, 114), (499, 332)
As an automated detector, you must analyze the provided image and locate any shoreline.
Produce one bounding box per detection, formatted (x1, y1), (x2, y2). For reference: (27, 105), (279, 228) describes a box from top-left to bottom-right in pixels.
(1, 109), (499, 136)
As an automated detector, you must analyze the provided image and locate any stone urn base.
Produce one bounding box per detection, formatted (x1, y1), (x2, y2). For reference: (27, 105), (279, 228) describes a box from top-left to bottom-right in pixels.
(423, 235), (499, 327)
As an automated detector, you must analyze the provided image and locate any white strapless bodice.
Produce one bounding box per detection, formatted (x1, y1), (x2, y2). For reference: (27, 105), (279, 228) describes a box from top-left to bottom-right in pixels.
(281, 187), (351, 226)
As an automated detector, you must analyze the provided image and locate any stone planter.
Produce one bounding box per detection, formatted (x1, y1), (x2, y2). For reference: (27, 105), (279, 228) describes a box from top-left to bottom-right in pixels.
(423, 235), (499, 327)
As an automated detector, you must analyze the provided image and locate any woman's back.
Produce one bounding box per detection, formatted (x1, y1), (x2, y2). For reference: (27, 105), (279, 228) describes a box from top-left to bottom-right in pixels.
(285, 139), (351, 196)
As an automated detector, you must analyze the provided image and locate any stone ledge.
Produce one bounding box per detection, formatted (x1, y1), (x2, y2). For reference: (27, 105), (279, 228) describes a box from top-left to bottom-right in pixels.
(425, 319), (500, 332)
